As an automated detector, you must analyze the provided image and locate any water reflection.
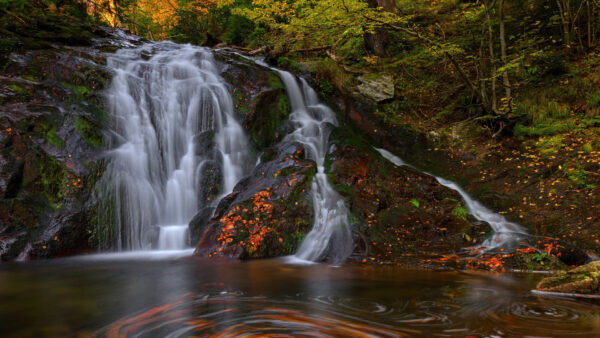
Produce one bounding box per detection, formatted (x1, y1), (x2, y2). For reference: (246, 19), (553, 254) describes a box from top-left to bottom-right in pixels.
(0, 258), (599, 337)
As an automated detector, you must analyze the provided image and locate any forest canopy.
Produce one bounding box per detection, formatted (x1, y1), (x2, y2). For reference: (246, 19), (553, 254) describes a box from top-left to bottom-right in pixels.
(3, 0), (600, 137)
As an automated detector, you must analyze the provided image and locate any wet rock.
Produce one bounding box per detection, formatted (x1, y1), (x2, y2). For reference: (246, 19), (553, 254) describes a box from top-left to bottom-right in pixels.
(197, 160), (223, 208)
(557, 246), (591, 267)
(356, 74), (394, 103)
(536, 260), (600, 294)
(194, 141), (315, 259)
(326, 129), (489, 262)
(0, 28), (137, 261)
(503, 250), (568, 271)
(214, 50), (290, 149)
(248, 88), (291, 148)
(189, 206), (215, 245)
(193, 131), (217, 157)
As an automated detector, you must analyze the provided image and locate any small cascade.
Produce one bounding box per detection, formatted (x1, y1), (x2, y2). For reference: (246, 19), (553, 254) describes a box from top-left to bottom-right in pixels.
(375, 148), (527, 251)
(274, 71), (354, 263)
(157, 225), (189, 250)
(100, 42), (250, 251)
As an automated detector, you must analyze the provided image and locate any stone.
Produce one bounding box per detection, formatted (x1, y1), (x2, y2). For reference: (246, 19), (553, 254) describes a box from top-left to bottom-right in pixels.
(194, 140), (316, 259)
(356, 75), (394, 103)
(536, 260), (600, 294)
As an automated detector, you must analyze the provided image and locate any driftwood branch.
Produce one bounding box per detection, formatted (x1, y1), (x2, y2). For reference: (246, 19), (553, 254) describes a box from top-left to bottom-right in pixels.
(531, 289), (600, 299)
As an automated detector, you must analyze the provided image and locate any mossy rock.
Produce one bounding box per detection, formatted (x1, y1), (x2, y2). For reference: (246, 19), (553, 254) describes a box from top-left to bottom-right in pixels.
(536, 261), (600, 294)
(194, 142), (316, 259)
(504, 251), (568, 271)
(247, 88), (290, 148)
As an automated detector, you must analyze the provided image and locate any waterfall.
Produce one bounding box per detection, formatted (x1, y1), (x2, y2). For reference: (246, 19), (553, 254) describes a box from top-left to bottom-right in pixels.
(375, 148), (527, 252)
(99, 42), (249, 251)
(274, 71), (354, 264)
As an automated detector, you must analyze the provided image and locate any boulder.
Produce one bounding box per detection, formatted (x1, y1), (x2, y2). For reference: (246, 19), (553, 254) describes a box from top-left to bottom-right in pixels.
(536, 260), (600, 294)
(0, 27), (141, 261)
(194, 141), (315, 259)
(356, 74), (394, 103)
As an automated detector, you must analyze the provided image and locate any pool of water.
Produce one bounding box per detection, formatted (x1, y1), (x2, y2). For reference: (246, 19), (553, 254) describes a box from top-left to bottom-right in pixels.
(1, 255), (599, 337)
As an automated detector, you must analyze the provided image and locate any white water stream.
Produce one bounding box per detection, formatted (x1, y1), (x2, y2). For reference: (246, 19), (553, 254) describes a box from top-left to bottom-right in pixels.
(99, 41), (514, 261)
(273, 71), (354, 263)
(375, 148), (527, 252)
(100, 42), (249, 251)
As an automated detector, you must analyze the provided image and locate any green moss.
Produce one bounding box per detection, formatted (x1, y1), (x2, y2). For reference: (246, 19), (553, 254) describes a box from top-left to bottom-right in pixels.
(9, 84), (24, 92)
(75, 117), (103, 147)
(535, 135), (564, 157)
(277, 57), (303, 74)
(514, 121), (576, 137)
(586, 90), (600, 108)
(46, 127), (64, 149)
(249, 88), (290, 148)
(21, 151), (68, 205)
(328, 125), (372, 150)
(452, 203), (468, 220)
(317, 78), (334, 97)
(62, 82), (91, 101)
(267, 73), (284, 90)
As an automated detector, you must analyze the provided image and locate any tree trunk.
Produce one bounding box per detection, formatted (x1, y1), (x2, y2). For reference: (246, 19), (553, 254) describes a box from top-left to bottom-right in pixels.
(364, 0), (396, 57)
(556, 0), (572, 47)
(483, 1), (497, 112)
(499, 0), (511, 105)
(587, 0), (592, 48)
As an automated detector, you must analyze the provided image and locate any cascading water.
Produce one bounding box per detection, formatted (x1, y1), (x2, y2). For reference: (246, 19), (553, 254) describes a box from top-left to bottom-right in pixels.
(274, 71), (354, 263)
(375, 148), (527, 252)
(99, 42), (249, 251)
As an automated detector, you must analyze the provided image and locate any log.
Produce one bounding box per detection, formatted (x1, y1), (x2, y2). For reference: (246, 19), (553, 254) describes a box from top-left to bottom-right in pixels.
(531, 289), (600, 299)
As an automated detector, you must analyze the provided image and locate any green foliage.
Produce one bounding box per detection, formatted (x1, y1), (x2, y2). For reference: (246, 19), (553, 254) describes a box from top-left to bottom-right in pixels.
(276, 57), (302, 73)
(532, 252), (549, 265)
(587, 91), (600, 108)
(452, 203), (468, 220)
(0, 0), (25, 11)
(223, 14), (255, 45)
(317, 78), (333, 97)
(337, 36), (365, 65)
(535, 135), (564, 153)
(514, 121), (575, 137)
(314, 58), (350, 92)
(563, 164), (588, 187)
(410, 198), (420, 208)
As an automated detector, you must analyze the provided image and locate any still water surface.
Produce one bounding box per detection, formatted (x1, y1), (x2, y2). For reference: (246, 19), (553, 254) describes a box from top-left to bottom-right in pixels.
(1, 256), (599, 337)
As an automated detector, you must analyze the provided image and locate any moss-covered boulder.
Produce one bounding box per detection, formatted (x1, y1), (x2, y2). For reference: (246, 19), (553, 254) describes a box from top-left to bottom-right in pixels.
(536, 260), (600, 294)
(215, 50), (291, 150)
(0, 26), (141, 261)
(194, 141), (315, 259)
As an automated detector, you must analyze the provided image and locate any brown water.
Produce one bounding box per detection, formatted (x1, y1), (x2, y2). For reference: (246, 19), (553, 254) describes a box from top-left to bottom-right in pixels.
(1, 255), (599, 337)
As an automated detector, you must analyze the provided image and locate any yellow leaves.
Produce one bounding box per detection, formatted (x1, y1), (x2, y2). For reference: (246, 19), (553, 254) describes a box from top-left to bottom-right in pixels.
(363, 55), (379, 65)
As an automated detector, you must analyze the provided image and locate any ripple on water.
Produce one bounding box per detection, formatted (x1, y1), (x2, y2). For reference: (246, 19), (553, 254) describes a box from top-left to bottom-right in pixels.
(98, 293), (418, 337)
(97, 289), (600, 337)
